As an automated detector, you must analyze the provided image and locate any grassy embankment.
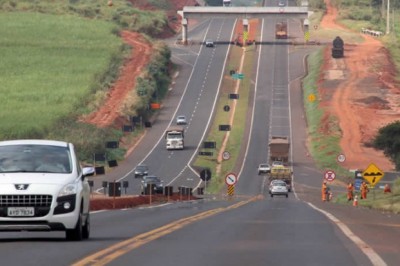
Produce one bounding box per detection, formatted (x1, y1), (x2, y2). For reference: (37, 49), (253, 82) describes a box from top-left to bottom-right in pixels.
(303, 2), (400, 212)
(0, 0), (173, 162)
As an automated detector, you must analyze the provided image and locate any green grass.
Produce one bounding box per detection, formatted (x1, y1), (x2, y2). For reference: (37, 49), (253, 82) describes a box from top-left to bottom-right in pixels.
(0, 12), (121, 139)
(334, 179), (400, 214)
(302, 48), (357, 179)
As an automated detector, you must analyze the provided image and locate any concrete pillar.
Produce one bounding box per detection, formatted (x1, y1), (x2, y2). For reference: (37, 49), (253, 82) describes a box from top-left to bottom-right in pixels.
(181, 18), (188, 45)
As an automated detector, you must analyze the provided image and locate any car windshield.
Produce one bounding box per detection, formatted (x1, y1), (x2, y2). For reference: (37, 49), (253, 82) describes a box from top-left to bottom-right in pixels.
(260, 164), (269, 167)
(144, 176), (160, 182)
(271, 181), (286, 186)
(0, 144), (72, 173)
(136, 165), (148, 171)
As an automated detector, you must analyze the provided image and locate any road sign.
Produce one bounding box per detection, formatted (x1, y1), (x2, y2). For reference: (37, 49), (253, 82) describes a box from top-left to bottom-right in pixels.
(222, 151), (230, 160)
(324, 170), (336, 182)
(354, 179), (363, 191)
(308, 93), (316, 102)
(362, 163), (384, 187)
(200, 168), (212, 181)
(219, 124), (231, 131)
(337, 154), (346, 163)
(232, 73), (244, 80)
(225, 173), (237, 186)
(227, 185), (235, 196)
(198, 151), (213, 156)
(304, 31), (310, 42)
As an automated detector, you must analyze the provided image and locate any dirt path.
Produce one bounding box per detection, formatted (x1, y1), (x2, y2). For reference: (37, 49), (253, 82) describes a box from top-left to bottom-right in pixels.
(320, 0), (400, 171)
(82, 31), (152, 128)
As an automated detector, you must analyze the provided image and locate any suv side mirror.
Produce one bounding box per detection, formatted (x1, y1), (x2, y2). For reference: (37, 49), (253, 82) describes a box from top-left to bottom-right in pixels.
(82, 166), (95, 178)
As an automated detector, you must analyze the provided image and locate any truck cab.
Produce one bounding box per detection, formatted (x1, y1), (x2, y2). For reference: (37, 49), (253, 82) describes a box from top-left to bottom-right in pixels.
(165, 126), (184, 150)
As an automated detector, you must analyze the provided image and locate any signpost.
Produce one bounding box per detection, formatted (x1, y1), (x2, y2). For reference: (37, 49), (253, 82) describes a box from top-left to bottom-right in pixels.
(200, 168), (212, 195)
(225, 173), (237, 197)
(337, 154), (346, 163)
(362, 163), (384, 187)
(232, 73), (244, 80)
(225, 173), (237, 186)
(324, 170), (336, 182)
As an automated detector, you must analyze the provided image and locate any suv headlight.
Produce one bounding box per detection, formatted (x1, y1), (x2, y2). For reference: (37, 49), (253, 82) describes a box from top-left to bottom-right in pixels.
(58, 182), (78, 197)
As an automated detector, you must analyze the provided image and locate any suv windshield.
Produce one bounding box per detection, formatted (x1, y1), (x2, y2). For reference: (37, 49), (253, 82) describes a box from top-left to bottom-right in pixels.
(0, 144), (72, 173)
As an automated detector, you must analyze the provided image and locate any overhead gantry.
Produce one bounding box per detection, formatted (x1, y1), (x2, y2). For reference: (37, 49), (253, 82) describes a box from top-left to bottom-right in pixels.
(177, 6), (309, 44)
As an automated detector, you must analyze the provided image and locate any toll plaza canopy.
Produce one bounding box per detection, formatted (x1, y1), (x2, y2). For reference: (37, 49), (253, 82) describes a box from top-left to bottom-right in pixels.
(177, 6), (309, 43)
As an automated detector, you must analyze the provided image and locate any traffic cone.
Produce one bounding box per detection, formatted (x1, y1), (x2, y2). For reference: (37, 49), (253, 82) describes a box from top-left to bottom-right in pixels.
(353, 195), (358, 207)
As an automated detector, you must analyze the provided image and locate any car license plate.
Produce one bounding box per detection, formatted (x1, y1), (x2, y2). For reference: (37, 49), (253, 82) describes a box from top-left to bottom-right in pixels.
(8, 207), (34, 217)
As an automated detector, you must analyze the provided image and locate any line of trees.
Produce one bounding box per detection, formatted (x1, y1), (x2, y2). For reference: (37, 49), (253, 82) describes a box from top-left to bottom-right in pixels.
(373, 121), (400, 170)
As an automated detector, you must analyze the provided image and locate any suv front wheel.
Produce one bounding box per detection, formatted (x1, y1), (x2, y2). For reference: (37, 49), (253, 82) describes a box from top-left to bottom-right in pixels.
(66, 206), (85, 241)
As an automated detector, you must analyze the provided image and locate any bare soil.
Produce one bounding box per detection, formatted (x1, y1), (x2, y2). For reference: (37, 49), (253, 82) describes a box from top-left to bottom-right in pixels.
(319, 0), (400, 171)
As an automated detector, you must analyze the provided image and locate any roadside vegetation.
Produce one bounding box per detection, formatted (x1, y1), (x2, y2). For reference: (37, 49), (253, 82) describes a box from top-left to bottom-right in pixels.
(334, 178), (400, 214)
(303, 0), (400, 210)
(0, 0), (174, 162)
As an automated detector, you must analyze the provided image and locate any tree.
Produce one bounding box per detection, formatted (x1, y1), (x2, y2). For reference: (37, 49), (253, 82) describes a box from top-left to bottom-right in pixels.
(373, 120), (400, 170)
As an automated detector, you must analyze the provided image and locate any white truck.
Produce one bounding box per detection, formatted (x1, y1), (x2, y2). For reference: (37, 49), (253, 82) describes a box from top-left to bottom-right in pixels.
(165, 126), (184, 150)
(223, 0), (231, 7)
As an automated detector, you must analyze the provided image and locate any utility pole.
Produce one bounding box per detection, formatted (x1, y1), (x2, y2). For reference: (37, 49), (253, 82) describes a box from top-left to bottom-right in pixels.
(386, 0), (390, 34)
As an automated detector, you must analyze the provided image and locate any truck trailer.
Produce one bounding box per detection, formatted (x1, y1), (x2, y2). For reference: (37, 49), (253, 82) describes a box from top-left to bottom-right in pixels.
(269, 136), (290, 162)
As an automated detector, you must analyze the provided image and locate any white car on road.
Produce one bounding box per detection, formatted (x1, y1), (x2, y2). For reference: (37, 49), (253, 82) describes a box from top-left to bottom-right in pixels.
(269, 180), (289, 198)
(258, 163), (271, 174)
(176, 115), (187, 125)
(0, 139), (95, 240)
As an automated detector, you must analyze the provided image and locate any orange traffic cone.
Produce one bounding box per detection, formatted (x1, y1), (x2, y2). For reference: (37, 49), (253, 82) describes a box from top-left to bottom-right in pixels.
(353, 195), (358, 207)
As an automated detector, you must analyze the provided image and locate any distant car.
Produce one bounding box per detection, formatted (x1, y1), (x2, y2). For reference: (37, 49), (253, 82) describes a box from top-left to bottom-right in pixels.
(278, 1), (285, 7)
(176, 115), (187, 125)
(141, 175), (164, 194)
(205, 39), (214, 47)
(269, 180), (289, 197)
(134, 164), (149, 178)
(258, 163), (271, 175)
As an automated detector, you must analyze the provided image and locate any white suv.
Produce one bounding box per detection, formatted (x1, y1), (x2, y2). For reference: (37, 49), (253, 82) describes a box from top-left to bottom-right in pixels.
(0, 139), (94, 241)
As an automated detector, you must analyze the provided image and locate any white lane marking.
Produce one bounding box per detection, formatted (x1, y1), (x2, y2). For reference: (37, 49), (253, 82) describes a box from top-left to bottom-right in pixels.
(307, 203), (387, 266)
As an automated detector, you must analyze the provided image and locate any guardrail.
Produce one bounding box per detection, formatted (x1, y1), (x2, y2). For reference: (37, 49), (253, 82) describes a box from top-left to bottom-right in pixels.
(361, 28), (383, 37)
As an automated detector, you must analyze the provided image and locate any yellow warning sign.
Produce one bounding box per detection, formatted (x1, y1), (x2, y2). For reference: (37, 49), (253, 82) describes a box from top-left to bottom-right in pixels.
(362, 163), (384, 187)
(227, 184), (235, 196)
(304, 31), (310, 42)
(308, 93), (316, 102)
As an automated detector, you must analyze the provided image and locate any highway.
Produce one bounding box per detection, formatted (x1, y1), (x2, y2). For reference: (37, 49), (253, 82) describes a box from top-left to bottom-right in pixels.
(1, 4), (400, 266)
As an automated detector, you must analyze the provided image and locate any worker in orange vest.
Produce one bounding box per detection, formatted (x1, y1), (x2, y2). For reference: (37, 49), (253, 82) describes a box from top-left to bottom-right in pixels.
(347, 182), (354, 202)
(384, 184), (391, 193)
(322, 181), (328, 201)
(360, 181), (369, 199)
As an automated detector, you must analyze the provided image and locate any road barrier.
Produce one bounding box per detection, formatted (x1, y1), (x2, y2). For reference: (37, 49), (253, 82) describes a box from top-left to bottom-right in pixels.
(361, 28), (383, 37)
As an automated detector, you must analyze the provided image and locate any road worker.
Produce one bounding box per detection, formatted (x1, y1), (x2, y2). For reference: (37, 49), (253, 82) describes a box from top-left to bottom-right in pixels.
(347, 182), (354, 201)
(384, 184), (391, 193)
(360, 181), (369, 199)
